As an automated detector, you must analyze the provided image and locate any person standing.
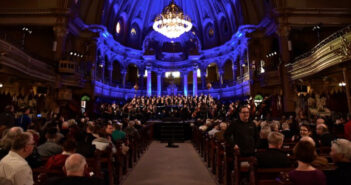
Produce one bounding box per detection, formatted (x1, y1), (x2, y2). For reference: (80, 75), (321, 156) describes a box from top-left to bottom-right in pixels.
(224, 105), (258, 156)
(0, 132), (35, 185)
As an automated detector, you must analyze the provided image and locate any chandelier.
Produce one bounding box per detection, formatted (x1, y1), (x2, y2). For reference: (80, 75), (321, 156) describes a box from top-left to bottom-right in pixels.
(153, 0), (192, 39)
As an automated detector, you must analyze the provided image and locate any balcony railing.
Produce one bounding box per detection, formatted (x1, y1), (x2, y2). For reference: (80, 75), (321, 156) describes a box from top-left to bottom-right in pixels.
(293, 25), (351, 62)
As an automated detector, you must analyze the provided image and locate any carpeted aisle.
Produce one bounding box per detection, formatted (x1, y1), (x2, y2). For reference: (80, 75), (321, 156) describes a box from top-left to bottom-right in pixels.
(122, 141), (217, 185)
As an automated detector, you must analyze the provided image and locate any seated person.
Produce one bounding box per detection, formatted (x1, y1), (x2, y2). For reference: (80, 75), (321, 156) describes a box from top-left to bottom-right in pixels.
(92, 128), (116, 153)
(300, 136), (329, 168)
(208, 124), (220, 137)
(73, 130), (95, 158)
(288, 140), (327, 185)
(257, 125), (271, 149)
(292, 124), (312, 142)
(256, 132), (292, 168)
(124, 121), (139, 138)
(37, 127), (62, 157)
(315, 124), (334, 147)
(45, 139), (77, 170)
(111, 123), (126, 142)
(45, 153), (102, 185)
(214, 122), (228, 142)
(326, 139), (351, 185)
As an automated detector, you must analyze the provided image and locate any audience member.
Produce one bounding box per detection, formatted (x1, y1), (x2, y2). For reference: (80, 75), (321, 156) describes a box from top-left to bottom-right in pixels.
(326, 139), (351, 185)
(344, 114), (351, 141)
(111, 123), (126, 142)
(37, 127), (62, 157)
(15, 107), (31, 131)
(45, 139), (77, 170)
(214, 122), (227, 142)
(300, 136), (329, 168)
(0, 127), (23, 159)
(0, 132), (35, 185)
(315, 123), (334, 147)
(288, 140), (327, 185)
(44, 153), (102, 185)
(256, 132), (291, 168)
(257, 125), (271, 149)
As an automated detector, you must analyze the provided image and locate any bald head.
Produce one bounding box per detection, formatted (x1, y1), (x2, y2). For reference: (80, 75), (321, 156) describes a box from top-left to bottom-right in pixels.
(64, 154), (87, 176)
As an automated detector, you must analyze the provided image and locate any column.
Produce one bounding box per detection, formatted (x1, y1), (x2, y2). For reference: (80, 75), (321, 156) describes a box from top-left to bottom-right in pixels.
(121, 69), (127, 88)
(232, 63), (236, 85)
(183, 71), (188, 96)
(239, 56), (244, 80)
(53, 25), (68, 61)
(108, 64), (113, 85)
(219, 69), (224, 87)
(157, 72), (162, 97)
(278, 25), (294, 112)
(100, 57), (105, 83)
(343, 68), (351, 114)
(193, 65), (198, 96)
(146, 66), (152, 97)
(138, 68), (145, 90)
(201, 69), (206, 90)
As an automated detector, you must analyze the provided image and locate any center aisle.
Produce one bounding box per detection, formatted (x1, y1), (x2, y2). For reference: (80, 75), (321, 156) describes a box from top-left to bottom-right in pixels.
(122, 141), (217, 185)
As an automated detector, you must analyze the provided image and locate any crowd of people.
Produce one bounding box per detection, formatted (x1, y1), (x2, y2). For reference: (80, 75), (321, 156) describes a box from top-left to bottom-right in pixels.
(197, 105), (351, 185)
(0, 94), (350, 185)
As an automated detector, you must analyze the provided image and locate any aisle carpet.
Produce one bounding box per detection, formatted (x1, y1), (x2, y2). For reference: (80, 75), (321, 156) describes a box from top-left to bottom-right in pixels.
(122, 141), (217, 185)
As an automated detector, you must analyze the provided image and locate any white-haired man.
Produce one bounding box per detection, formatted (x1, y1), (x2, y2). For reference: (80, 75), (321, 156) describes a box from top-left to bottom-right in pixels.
(45, 153), (102, 185)
(0, 132), (35, 185)
(327, 139), (351, 185)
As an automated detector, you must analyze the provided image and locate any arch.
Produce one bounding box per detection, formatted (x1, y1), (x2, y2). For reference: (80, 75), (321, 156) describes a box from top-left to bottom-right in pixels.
(128, 22), (142, 49)
(112, 60), (122, 86)
(126, 63), (138, 88)
(223, 59), (234, 83)
(206, 63), (219, 85)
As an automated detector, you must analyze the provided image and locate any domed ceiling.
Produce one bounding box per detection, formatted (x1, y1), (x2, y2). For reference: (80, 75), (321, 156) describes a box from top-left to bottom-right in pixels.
(99, 0), (245, 50)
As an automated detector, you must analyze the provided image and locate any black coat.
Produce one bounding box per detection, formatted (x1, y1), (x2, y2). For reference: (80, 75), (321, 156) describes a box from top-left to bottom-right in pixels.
(224, 119), (258, 156)
(326, 162), (351, 185)
(255, 148), (292, 168)
(45, 176), (103, 185)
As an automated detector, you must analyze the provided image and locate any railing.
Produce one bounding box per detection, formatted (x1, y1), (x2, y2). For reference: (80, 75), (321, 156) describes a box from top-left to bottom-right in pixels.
(0, 32), (56, 65)
(293, 25), (351, 62)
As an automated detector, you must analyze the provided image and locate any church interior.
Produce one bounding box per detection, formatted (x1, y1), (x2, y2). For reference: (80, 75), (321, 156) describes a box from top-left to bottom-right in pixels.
(0, 0), (351, 185)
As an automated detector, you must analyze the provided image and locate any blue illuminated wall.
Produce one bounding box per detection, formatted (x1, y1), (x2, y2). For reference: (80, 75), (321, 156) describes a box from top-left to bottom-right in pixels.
(75, 0), (276, 99)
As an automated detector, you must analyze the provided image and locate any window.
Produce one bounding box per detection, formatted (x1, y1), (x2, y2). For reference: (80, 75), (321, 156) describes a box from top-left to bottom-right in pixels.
(165, 71), (180, 78)
(116, 22), (121, 34)
(130, 28), (137, 36)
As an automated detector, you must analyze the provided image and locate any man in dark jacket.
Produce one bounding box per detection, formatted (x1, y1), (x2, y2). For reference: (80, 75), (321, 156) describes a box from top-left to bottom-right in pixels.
(224, 105), (258, 156)
(255, 132), (292, 168)
(45, 153), (103, 185)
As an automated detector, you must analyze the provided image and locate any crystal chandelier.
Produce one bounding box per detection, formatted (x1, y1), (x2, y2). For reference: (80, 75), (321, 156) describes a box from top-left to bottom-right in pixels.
(153, 0), (192, 39)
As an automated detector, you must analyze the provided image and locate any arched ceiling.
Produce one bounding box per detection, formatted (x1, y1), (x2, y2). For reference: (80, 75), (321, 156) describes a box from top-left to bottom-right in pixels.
(79, 0), (268, 50)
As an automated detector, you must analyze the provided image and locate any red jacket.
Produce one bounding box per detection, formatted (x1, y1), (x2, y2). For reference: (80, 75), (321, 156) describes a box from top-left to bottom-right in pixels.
(344, 120), (351, 141)
(45, 154), (69, 171)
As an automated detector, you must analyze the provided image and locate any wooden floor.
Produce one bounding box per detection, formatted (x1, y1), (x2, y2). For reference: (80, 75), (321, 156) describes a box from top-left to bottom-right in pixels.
(122, 141), (217, 185)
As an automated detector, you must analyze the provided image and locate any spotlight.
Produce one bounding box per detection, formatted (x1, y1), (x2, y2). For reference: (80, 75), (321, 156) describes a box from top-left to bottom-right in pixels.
(99, 64), (104, 68)
(0, 83), (3, 88)
(339, 82), (346, 87)
(70, 52), (73, 55)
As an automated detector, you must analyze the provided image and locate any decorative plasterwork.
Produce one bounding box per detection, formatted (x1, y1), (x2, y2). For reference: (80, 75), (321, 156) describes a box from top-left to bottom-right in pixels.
(288, 25), (351, 80)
